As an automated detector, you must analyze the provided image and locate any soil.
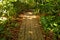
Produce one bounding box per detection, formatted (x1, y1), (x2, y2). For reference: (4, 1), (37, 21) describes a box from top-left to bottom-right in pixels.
(9, 12), (54, 40)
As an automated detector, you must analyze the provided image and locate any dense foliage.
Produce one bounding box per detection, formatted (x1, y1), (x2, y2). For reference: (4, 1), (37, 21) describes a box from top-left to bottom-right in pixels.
(40, 16), (60, 40)
(0, 0), (60, 40)
(39, 0), (60, 40)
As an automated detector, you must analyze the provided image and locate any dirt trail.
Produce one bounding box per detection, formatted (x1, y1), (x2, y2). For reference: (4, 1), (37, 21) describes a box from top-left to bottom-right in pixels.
(18, 12), (44, 40)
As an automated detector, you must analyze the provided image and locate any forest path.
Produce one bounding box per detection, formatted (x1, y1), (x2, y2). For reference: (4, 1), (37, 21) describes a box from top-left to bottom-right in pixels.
(18, 12), (44, 40)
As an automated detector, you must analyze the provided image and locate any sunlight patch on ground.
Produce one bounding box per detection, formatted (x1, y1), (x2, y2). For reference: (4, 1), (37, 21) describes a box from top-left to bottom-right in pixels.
(27, 15), (37, 19)
(27, 12), (32, 15)
(20, 12), (39, 20)
(34, 26), (38, 27)
(23, 17), (26, 19)
(22, 15), (37, 19)
(29, 31), (33, 34)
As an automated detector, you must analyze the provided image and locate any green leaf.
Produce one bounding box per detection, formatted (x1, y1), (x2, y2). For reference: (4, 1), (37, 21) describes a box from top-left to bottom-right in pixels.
(0, 25), (4, 31)
(0, 37), (6, 40)
(53, 23), (58, 26)
(9, 0), (17, 2)
(46, 0), (50, 2)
